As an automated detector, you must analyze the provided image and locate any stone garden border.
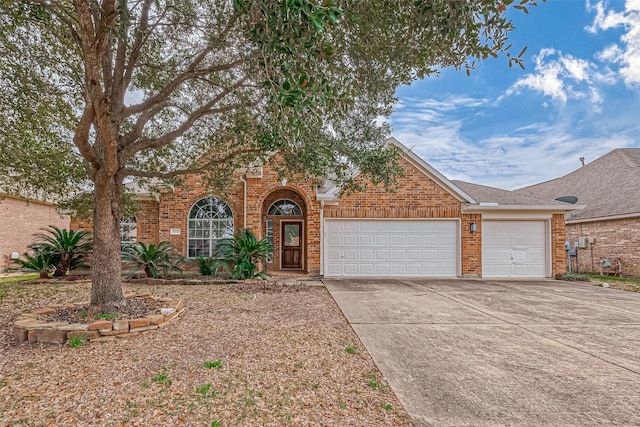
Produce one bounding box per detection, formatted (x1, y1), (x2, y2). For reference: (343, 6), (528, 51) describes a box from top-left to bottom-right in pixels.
(12, 292), (185, 345)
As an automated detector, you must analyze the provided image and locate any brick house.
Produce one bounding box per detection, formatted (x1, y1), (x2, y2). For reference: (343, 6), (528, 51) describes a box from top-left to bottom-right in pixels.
(1, 194), (70, 269)
(72, 138), (571, 278)
(517, 148), (640, 277)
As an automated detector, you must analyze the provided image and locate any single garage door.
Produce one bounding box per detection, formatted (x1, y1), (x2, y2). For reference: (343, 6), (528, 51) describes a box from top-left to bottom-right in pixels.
(324, 219), (458, 277)
(482, 220), (547, 278)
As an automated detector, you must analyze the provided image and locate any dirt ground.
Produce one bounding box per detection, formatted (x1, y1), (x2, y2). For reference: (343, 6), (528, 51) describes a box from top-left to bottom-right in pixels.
(0, 280), (412, 426)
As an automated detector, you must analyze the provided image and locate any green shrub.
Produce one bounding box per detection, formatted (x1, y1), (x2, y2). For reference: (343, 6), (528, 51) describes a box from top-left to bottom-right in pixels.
(29, 226), (92, 277)
(214, 229), (272, 280)
(556, 272), (590, 282)
(196, 255), (215, 276)
(15, 250), (56, 279)
(122, 241), (183, 278)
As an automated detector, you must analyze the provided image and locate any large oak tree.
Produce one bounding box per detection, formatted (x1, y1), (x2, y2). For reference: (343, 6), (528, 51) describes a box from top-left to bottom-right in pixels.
(0, 0), (538, 312)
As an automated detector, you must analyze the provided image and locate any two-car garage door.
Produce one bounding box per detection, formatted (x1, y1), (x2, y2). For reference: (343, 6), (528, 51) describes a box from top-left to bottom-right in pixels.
(324, 219), (458, 277)
(324, 218), (550, 278)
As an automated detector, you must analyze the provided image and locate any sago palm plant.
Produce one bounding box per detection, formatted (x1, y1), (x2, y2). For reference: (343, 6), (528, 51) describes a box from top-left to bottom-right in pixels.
(29, 226), (93, 277)
(122, 241), (183, 278)
(214, 229), (272, 279)
(15, 249), (56, 279)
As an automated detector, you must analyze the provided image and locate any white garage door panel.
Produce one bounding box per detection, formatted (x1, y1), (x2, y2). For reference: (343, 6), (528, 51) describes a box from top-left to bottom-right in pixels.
(483, 221), (547, 278)
(325, 220), (458, 277)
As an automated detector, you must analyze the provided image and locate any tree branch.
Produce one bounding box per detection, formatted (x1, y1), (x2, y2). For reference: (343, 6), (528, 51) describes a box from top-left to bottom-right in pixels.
(74, 104), (97, 165)
(120, 76), (253, 162)
(122, 146), (262, 179)
(122, 53), (244, 118)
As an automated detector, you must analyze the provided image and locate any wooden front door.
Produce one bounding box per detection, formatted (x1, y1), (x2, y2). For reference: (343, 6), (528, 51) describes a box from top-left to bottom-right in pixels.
(281, 221), (302, 269)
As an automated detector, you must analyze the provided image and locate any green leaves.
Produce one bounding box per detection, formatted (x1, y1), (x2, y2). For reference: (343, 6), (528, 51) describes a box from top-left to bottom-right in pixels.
(214, 229), (272, 280)
(28, 227), (93, 277)
(122, 242), (183, 278)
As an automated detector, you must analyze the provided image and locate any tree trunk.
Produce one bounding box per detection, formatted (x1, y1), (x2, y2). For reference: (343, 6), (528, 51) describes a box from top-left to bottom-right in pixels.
(90, 170), (124, 313)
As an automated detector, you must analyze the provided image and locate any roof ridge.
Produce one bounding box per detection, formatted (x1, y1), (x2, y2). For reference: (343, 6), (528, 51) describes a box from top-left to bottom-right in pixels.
(615, 148), (640, 168)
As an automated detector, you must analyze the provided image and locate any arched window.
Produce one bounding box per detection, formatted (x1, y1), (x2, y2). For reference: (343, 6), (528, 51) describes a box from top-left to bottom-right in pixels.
(267, 199), (302, 216)
(120, 217), (137, 244)
(188, 197), (234, 257)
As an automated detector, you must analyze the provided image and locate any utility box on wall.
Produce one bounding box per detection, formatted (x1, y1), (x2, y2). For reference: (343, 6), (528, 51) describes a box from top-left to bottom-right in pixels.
(577, 237), (587, 248)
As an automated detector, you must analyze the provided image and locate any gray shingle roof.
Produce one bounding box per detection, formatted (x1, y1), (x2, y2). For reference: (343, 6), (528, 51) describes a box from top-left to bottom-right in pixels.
(452, 180), (568, 206)
(515, 148), (640, 221)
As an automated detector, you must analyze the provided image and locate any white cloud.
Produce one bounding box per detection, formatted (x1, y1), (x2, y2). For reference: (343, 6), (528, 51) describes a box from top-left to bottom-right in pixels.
(588, 0), (640, 86)
(390, 95), (640, 190)
(505, 49), (605, 108)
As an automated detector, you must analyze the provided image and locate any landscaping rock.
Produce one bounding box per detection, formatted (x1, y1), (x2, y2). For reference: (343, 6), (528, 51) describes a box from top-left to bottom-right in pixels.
(160, 307), (176, 316)
(129, 318), (150, 329)
(34, 329), (68, 344)
(145, 314), (165, 325)
(13, 328), (28, 343)
(113, 320), (129, 331)
(88, 320), (113, 331)
(33, 307), (57, 315)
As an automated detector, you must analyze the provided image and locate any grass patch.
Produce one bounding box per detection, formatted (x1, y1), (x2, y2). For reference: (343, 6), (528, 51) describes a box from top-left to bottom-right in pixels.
(587, 274), (640, 292)
(68, 337), (85, 348)
(195, 383), (217, 397)
(345, 346), (356, 354)
(556, 272), (590, 282)
(204, 359), (223, 369)
(99, 313), (120, 320)
(151, 367), (172, 386)
(0, 274), (39, 285)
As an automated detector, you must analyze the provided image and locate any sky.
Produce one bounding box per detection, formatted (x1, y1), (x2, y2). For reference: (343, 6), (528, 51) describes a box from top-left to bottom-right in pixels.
(389, 0), (640, 190)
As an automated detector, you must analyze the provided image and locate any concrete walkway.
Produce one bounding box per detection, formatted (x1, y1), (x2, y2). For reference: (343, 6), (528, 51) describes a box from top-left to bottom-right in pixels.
(325, 278), (640, 426)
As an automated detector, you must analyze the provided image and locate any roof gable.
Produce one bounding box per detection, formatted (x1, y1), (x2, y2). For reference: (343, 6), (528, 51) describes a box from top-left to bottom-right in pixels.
(388, 138), (476, 203)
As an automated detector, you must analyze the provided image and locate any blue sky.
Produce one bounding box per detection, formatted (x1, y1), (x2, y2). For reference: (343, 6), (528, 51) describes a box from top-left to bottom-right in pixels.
(389, 0), (640, 190)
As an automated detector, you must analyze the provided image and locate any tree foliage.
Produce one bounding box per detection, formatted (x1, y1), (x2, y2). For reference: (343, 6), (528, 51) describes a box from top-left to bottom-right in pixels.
(0, 0), (539, 310)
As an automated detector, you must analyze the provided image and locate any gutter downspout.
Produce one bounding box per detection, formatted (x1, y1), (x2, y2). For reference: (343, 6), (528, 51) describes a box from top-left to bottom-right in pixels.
(240, 174), (247, 229)
(319, 200), (324, 276)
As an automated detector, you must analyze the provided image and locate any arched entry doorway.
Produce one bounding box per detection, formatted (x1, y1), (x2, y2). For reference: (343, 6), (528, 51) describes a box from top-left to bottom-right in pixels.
(262, 189), (307, 272)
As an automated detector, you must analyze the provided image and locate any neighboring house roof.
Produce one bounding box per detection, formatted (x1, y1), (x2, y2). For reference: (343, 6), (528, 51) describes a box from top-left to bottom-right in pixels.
(453, 181), (569, 207)
(516, 148), (640, 222)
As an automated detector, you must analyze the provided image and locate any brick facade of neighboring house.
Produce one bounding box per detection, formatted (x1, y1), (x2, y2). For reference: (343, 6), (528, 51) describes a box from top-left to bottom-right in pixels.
(1, 195), (70, 269)
(71, 138), (571, 278)
(518, 148), (640, 277)
(565, 218), (640, 276)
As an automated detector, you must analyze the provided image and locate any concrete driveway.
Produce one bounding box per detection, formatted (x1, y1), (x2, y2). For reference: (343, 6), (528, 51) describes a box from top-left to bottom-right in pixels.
(324, 278), (640, 426)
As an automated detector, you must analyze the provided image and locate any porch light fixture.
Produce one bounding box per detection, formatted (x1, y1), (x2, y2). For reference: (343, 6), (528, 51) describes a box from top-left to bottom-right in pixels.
(470, 223), (477, 234)
(281, 178), (287, 186)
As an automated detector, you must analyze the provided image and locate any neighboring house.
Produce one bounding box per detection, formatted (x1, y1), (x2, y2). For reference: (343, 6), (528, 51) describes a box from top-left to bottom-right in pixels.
(72, 138), (572, 278)
(517, 148), (640, 277)
(0, 194), (70, 269)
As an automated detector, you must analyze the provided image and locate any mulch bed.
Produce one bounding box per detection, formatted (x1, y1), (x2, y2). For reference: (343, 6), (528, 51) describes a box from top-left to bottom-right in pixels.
(42, 297), (161, 324)
(0, 280), (414, 426)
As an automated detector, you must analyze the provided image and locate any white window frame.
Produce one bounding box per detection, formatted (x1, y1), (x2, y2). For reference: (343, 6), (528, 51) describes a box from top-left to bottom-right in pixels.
(187, 197), (234, 258)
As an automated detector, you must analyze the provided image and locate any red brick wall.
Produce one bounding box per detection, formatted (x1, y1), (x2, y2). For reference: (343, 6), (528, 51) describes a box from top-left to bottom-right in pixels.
(325, 158), (462, 218)
(70, 200), (160, 245)
(137, 200), (160, 244)
(552, 214), (567, 277)
(323, 157), (479, 275)
(566, 217), (640, 276)
(461, 214), (482, 277)
(157, 162), (321, 274)
(1, 196), (69, 267)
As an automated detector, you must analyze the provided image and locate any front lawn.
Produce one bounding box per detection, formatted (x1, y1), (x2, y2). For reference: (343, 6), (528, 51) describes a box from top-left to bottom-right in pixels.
(0, 280), (410, 426)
